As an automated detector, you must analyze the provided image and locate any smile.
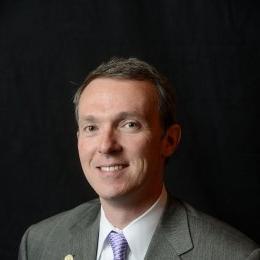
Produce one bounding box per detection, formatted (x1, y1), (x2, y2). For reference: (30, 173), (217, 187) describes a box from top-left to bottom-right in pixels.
(98, 164), (127, 172)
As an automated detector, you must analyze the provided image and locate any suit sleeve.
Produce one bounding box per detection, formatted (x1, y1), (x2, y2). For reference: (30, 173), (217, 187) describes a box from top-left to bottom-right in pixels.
(247, 248), (260, 260)
(18, 228), (30, 260)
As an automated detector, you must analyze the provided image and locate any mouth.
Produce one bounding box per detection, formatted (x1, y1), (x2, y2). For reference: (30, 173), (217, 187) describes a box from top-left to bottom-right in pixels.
(97, 164), (128, 172)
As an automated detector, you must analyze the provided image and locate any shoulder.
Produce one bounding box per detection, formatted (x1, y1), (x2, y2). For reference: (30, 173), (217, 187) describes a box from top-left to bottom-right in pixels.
(22, 199), (101, 244)
(19, 199), (101, 259)
(182, 201), (256, 246)
(163, 198), (260, 259)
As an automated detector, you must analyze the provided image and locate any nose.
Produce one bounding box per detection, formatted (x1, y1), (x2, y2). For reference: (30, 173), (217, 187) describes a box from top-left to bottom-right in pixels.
(98, 127), (122, 155)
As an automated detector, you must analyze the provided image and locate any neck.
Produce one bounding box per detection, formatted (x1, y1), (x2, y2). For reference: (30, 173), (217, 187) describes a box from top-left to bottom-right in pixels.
(100, 185), (163, 229)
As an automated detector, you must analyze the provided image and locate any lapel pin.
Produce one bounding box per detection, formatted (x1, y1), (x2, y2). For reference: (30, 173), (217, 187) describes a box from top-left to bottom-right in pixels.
(64, 254), (74, 260)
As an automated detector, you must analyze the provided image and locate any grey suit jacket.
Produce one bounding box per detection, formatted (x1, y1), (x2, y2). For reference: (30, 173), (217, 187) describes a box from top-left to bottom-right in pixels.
(19, 198), (260, 259)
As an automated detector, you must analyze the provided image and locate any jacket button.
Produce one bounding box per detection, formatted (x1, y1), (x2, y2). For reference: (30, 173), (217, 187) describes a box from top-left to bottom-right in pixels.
(64, 254), (74, 260)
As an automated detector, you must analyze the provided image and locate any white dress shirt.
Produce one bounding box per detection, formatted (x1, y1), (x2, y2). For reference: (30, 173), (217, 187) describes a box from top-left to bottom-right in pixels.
(96, 186), (167, 260)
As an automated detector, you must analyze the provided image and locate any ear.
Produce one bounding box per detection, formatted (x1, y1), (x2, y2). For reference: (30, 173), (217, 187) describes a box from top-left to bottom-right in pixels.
(161, 124), (181, 157)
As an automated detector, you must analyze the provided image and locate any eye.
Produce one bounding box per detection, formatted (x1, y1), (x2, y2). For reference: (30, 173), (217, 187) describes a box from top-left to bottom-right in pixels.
(121, 120), (141, 131)
(125, 121), (137, 128)
(82, 125), (98, 135)
(86, 125), (96, 131)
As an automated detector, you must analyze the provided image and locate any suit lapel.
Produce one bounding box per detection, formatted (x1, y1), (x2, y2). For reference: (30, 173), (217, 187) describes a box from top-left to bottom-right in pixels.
(145, 198), (193, 259)
(69, 201), (101, 260)
(57, 198), (193, 259)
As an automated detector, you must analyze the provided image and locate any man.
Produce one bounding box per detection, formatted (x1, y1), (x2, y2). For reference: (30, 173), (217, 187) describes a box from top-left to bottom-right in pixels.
(19, 58), (260, 259)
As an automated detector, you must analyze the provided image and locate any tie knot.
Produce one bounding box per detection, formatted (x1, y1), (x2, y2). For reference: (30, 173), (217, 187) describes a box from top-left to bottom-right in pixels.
(108, 231), (128, 260)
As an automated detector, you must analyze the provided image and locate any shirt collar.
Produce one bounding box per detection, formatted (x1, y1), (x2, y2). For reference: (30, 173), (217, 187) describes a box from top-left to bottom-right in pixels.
(97, 186), (167, 260)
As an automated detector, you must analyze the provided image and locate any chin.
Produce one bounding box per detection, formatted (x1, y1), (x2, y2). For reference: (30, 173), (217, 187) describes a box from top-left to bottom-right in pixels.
(98, 188), (130, 202)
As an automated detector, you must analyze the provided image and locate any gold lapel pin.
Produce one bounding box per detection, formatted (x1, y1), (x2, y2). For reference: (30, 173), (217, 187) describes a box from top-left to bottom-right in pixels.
(64, 254), (74, 260)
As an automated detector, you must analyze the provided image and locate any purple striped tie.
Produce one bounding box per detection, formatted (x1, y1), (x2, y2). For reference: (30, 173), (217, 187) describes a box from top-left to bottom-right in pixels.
(108, 231), (128, 260)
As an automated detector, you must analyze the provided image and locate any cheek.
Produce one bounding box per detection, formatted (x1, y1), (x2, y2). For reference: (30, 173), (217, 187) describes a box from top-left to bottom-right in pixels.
(77, 140), (85, 160)
(78, 139), (93, 164)
(132, 139), (164, 175)
(127, 133), (153, 153)
(131, 137), (161, 159)
(124, 160), (147, 190)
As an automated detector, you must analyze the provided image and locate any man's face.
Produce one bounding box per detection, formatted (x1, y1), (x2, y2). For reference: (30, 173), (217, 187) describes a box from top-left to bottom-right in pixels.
(77, 78), (179, 205)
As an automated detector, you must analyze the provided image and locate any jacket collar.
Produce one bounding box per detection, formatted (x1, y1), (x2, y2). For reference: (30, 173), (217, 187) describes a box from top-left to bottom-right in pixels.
(69, 200), (101, 259)
(65, 197), (193, 259)
(145, 197), (194, 259)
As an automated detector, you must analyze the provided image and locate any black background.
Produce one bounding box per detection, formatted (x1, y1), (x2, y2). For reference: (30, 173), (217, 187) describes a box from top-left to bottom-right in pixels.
(1, 1), (260, 259)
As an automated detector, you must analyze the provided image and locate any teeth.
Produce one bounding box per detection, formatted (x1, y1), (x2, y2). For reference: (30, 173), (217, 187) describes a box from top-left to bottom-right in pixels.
(100, 165), (124, 172)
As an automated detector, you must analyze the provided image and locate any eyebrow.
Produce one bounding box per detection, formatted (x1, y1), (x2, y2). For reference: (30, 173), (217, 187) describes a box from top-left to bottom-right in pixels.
(79, 111), (143, 123)
(79, 115), (97, 123)
(116, 111), (142, 119)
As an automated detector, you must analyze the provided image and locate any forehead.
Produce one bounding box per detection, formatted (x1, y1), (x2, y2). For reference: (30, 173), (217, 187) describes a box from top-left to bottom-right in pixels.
(78, 78), (159, 117)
